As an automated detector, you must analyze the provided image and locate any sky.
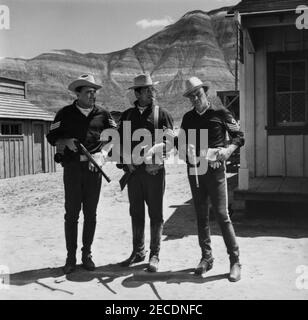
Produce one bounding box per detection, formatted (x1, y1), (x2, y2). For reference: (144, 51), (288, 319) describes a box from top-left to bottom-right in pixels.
(0, 0), (239, 59)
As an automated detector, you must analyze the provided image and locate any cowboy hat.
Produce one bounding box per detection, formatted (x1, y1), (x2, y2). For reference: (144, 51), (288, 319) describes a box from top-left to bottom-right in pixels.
(128, 74), (159, 90)
(68, 74), (102, 92)
(183, 76), (209, 97)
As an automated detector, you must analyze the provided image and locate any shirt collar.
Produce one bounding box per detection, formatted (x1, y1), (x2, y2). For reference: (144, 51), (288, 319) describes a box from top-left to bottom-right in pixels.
(134, 101), (153, 114)
(74, 100), (96, 116)
(194, 104), (212, 116)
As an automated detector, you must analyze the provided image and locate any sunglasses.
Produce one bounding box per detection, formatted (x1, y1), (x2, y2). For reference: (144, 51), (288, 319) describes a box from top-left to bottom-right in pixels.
(187, 89), (204, 100)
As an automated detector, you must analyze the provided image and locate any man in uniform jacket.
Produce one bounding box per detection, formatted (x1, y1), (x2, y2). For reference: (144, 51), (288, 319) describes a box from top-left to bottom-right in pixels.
(178, 76), (244, 282)
(47, 74), (116, 274)
(117, 74), (174, 272)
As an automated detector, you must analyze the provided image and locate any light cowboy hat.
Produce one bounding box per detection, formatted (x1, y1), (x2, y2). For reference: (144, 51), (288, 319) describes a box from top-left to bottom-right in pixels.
(68, 74), (102, 92)
(128, 74), (159, 90)
(183, 76), (209, 97)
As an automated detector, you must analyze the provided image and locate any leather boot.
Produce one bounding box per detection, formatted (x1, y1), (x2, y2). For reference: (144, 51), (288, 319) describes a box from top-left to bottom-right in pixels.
(82, 254), (96, 271)
(194, 257), (214, 275)
(81, 219), (96, 258)
(149, 222), (163, 258)
(64, 221), (77, 274)
(229, 258), (241, 282)
(147, 253), (159, 272)
(120, 219), (145, 267)
(65, 221), (78, 255)
(120, 251), (146, 267)
(63, 256), (76, 274)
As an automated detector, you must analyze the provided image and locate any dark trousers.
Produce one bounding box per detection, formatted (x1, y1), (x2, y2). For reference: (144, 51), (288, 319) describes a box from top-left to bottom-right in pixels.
(188, 163), (239, 263)
(63, 161), (102, 259)
(127, 168), (165, 257)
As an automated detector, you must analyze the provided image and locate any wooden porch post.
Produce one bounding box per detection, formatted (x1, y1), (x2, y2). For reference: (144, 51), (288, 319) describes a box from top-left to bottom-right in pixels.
(238, 61), (249, 190)
(238, 28), (256, 190)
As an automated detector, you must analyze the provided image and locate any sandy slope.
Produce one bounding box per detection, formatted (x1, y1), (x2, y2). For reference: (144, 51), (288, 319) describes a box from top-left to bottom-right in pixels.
(0, 163), (307, 300)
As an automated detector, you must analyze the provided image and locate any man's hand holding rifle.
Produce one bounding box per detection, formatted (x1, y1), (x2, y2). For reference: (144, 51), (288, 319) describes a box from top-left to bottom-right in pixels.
(56, 138), (111, 183)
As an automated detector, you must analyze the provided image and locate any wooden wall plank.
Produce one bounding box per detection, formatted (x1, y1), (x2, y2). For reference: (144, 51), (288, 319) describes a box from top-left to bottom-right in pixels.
(0, 140), (4, 178)
(9, 139), (15, 177)
(285, 135), (304, 177)
(19, 137), (24, 176)
(28, 121), (33, 174)
(43, 123), (49, 173)
(255, 29), (267, 177)
(23, 121), (30, 175)
(4, 140), (9, 178)
(267, 135), (285, 176)
(14, 139), (19, 177)
(304, 135), (308, 178)
(51, 145), (56, 172)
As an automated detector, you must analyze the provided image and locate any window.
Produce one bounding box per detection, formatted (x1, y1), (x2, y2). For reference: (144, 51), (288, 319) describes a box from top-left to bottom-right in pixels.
(1, 123), (22, 135)
(267, 52), (308, 134)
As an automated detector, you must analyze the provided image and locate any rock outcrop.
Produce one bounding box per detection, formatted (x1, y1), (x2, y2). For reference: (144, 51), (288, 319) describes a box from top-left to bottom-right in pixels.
(0, 7), (237, 120)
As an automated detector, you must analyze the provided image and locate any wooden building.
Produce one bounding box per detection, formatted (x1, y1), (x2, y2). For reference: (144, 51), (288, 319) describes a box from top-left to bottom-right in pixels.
(228, 0), (308, 204)
(0, 77), (56, 179)
(217, 90), (240, 120)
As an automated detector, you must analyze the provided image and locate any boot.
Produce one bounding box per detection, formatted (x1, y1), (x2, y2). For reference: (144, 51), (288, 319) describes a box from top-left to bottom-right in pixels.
(120, 219), (145, 267)
(81, 219), (96, 259)
(63, 255), (76, 274)
(64, 221), (78, 274)
(229, 257), (241, 282)
(147, 254), (159, 272)
(147, 222), (163, 273)
(149, 222), (163, 258)
(121, 250), (146, 267)
(64, 221), (78, 255)
(82, 253), (96, 271)
(194, 257), (213, 276)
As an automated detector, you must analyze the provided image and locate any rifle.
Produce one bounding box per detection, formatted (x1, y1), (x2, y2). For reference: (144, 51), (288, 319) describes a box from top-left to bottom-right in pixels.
(75, 140), (111, 183)
(118, 145), (148, 191)
(119, 170), (132, 191)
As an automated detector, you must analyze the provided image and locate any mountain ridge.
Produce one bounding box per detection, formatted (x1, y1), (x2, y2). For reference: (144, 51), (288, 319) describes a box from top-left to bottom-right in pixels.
(0, 6), (237, 120)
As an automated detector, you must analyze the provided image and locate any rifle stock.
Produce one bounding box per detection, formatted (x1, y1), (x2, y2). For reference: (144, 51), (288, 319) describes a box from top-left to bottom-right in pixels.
(119, 171), (132, 191)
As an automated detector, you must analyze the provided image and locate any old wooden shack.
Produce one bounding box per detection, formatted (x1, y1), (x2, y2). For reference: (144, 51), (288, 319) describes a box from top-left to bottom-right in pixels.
(0, 77), (56, 178)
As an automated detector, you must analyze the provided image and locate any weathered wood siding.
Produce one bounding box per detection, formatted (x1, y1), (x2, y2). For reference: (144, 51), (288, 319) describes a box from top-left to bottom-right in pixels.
(0, 119), (56, 179)
(243, 25), (308, 178)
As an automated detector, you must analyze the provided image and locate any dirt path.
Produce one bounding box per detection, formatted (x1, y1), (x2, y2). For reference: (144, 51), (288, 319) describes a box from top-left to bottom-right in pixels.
(0, 163), (307, 300)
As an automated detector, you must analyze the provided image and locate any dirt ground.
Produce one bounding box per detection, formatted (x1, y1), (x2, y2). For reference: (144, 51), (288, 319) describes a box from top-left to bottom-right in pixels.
(0, 162), (307, 300)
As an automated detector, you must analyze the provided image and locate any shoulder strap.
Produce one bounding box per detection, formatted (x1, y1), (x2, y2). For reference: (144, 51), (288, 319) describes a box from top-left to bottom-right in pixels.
(125, 108), (134, 121)
(154, 105), (159, 129)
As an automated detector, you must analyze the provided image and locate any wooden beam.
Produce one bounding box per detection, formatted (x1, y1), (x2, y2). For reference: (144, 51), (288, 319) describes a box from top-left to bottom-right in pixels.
(245, 29), (256, 54)
(242, 14), (297, 28)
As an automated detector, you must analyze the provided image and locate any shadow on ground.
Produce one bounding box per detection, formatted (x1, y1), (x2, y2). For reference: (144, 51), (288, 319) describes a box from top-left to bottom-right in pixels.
(5, 264), (227, 299)
(163, 175), (308, 240)
(121, 269), (228, 300)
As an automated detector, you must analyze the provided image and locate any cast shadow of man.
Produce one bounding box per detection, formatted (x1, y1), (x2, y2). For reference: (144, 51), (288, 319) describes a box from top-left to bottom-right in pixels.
(6, 263), (227, 298)
(164, 199), (308, 240)
(6, 263), (148, 296)
(121, 269), (228, 300)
